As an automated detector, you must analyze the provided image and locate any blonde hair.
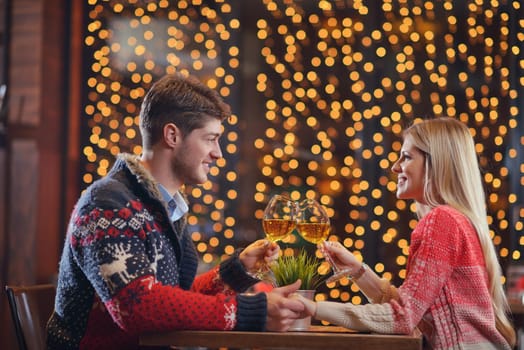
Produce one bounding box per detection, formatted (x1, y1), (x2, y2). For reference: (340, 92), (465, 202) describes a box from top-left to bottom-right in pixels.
(404, 117), (516, 347)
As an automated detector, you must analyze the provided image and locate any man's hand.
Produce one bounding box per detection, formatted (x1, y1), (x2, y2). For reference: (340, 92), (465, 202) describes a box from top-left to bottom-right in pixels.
(239, 239), (280, 273)
(265, 280), (305, 331)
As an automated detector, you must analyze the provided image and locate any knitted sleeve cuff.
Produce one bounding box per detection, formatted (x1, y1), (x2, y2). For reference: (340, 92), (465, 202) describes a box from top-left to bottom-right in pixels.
(315, 301), (396, 334)
(315, 301), (353, 328)
(234, 292), (268, 331)
(219, 249), (260, 293)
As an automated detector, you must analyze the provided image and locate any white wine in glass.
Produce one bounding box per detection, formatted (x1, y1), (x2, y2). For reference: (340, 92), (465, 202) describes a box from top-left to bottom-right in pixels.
(296, 221), (330, 244)
(297, 198), (351, 284)
(256, 194), (298, 281)
(262, 218), (297, 242)
(262, 194), (298, 242)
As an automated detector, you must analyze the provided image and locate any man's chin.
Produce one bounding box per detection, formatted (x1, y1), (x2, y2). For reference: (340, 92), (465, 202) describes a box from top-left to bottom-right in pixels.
(193, 175), (209, 185)
(184, 177), (208, 186)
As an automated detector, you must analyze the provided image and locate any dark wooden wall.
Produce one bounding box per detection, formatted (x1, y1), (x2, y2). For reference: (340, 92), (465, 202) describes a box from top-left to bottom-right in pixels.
(0, 0), (79, 348)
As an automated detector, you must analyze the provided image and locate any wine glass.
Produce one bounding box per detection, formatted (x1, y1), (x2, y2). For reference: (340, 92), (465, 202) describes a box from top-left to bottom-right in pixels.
(296, 198), (351, 284)
(255, 194), (298, 281)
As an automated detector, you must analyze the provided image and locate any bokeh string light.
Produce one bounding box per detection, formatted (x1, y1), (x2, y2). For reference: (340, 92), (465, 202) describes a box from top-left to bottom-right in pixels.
(255, 0), (523, 303)
(80, 0), (523, 304)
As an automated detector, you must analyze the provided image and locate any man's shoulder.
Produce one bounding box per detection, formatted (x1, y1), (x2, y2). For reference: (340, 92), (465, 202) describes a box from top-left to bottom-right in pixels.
(71, 153), (161, 218)
(75, 170), (137, 213)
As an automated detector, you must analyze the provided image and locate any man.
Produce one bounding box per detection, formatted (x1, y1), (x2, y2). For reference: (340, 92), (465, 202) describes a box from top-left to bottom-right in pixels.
(46, 73), (304, 350)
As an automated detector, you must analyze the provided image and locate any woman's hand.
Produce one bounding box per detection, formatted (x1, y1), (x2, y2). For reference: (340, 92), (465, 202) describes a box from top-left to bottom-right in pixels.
(290, 292), (317, 318)
(239, 239), (280, 273)
(320, 241), (361, 272)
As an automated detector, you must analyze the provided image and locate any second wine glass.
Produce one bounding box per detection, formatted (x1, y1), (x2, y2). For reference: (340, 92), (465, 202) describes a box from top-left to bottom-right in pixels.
(296, 198), (351, 284)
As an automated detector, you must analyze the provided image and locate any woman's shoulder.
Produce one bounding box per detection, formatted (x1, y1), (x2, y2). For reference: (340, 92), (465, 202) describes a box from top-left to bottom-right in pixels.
(416, 205), (474, 241)
(410, 206), (476, 261)
(426, 205), (469, 225)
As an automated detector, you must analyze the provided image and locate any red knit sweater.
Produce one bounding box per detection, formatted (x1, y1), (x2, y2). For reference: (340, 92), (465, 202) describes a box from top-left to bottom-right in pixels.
(315, 205), (511, 349)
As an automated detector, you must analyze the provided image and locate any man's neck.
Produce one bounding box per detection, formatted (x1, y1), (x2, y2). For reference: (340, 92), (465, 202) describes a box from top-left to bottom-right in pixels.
(140, 150), (181, 195)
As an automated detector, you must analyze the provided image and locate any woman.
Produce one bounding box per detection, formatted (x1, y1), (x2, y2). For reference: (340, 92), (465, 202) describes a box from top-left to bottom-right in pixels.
(296, 117), (515, 349)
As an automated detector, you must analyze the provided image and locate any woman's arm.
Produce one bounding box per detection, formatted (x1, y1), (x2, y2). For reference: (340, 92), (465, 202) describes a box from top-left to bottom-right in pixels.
(321, 242), (398, 303)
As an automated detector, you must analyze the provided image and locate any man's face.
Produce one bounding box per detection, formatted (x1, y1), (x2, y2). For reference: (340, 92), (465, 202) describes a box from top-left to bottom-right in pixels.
(171, 118), (223, 186)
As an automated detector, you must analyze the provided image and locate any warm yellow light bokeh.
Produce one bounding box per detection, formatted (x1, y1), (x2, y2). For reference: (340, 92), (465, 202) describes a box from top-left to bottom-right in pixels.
(83, 0), (522, 305)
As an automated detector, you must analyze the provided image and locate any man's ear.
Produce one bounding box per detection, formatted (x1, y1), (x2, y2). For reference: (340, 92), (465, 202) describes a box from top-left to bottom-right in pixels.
(163, 123), (180, 148)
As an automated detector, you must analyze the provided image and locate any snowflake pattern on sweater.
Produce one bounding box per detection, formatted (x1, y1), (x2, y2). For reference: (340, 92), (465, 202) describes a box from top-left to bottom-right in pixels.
(46, 154), (266, 350)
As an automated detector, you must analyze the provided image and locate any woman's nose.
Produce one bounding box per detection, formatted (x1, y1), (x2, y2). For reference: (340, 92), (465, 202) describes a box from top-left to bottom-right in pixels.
(391, 160), (400, 173)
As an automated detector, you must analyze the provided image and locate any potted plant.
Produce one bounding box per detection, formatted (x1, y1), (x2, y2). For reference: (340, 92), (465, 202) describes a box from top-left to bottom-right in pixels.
(271, 248), (323, 331)
(271, 248), (323, 290)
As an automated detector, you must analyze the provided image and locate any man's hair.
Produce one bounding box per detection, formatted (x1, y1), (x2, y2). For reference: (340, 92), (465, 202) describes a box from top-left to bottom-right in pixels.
(139, 73), (231, 149)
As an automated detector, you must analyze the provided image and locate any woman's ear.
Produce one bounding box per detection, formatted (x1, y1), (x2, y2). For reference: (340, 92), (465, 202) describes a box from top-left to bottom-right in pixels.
(163, 123), (180, 148)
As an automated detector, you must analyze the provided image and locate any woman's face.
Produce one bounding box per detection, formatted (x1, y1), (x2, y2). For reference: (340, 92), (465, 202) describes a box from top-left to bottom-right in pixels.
(391, 135), (427, 203)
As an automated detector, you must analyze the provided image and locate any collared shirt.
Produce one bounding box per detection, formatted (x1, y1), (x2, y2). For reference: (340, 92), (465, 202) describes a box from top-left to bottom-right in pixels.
(158, 183), (189, 222)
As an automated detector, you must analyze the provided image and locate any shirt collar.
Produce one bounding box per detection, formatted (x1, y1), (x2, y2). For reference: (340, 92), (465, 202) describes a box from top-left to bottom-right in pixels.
(157, 183), (189, 222)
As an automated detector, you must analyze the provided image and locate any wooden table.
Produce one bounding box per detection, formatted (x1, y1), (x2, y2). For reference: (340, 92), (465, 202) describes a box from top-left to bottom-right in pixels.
(139, 325), (423, 350)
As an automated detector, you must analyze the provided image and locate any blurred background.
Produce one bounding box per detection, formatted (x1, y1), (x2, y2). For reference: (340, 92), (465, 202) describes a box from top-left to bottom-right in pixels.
(0, 0), (522, 348)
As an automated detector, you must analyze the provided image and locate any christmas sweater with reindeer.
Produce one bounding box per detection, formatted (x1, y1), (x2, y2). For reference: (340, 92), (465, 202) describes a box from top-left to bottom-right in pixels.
(47, 153), (266, 350)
